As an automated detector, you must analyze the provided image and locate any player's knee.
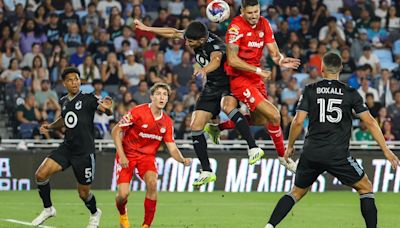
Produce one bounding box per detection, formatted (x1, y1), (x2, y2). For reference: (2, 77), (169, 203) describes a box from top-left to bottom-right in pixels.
(190, 121), (203, 132)
(357, 177), (373, 194)
(221, 101), (236, 114)
(117, 191), (129, 201)
(146, 180), (158, 193)
(35, 169), (47, 182)
(291, 187), (308, 201)
(270, 111), (281, 124)
(78, 188), (90, 200)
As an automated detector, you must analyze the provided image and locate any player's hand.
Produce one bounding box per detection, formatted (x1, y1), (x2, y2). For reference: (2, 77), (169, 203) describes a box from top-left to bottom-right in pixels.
(40, 124), (50, 134)
(134, 19), (148, 31)
(119, 155), (129, 168)
(280, 57), (301, 69)
(98, 96), (113, 110)
(259, 70), (271, 80)
(284, 146), (295, 163)
(193, 68), (206, 79)
(182, 158), (192, 166)
(383, 149), (400, 170)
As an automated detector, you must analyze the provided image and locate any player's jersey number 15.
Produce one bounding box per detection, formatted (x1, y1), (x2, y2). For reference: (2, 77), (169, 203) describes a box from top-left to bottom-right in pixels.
(317, 98), (342, 123)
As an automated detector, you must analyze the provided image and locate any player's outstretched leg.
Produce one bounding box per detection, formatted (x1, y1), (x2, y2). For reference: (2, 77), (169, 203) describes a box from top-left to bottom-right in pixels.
(353, 175), (377, 228)
(204, 123), (221, 144)
(32, 158), (61, 226)
(265, 187), (307, 228)
(143, 171), (158, 227)
(116, 183), (130, 228)
(191, 111), (217, 187)
(78, 184), (101, 228)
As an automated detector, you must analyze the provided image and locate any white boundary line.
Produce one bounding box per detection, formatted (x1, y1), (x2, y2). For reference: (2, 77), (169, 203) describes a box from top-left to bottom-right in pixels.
(0, 219), (56, 228)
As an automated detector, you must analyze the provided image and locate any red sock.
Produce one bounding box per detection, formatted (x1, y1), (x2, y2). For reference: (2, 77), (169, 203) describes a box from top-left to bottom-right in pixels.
(116, 198), (127, 215)
(218, 120), (236, 130)
(143, 198), (157, 226)
(267, 124), (285, 157)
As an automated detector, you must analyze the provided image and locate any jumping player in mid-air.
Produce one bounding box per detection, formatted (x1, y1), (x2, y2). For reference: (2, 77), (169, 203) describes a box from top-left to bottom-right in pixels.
(134, 19), (264, 186)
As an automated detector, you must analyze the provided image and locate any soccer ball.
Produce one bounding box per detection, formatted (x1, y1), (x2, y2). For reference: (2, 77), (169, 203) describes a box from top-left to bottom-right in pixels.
(206, 0), (230, 23)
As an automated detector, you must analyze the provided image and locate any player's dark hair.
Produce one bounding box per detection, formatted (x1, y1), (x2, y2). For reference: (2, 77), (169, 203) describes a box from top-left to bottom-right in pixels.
(61, 67), (80, 80)
(184, 21), (209, 40)
(322, 52), (342, 74)
(241, 0), (259, 8)
(150, 82), (171, 96)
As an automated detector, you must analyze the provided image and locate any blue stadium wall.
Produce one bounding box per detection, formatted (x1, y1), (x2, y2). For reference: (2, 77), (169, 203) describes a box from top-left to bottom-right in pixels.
(0, 150), (399, 192)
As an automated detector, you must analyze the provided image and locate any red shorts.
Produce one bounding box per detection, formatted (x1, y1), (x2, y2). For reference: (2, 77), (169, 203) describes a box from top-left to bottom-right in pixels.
(230, 76), (267, 111)
(115, 153), (158, 184)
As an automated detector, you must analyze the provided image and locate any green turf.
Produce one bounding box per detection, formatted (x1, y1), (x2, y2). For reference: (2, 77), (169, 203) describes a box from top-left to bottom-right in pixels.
(0, 190), (398, 227)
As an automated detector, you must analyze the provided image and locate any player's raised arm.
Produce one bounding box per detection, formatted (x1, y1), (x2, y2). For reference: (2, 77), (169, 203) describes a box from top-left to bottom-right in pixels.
(134, 19), (184, 39)
(40, 116), (64, 134)
(193, 51), (223, 78)
(358, 112), (400, 170)
(266, 42), (301, 69)
(165, 142), (192, 166)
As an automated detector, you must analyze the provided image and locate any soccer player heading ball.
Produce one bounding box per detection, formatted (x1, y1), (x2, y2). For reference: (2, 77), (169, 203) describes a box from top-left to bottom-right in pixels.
(112, 82), (192, 228)
(32, 67), (114, 227)
(265, 52), (400, 228)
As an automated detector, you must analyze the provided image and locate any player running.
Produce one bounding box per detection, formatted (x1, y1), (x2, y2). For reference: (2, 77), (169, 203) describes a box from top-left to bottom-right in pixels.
(32, 67), (113, 227)
(221, 0), (301, 173)
(134, 19), (264, 186)
(112, 82), (192, 228)
(265, 52), (400, 228)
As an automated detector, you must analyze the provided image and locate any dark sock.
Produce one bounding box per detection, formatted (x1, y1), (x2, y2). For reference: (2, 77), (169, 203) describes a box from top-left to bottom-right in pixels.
(360, 193), (377, 228)
(228, 109), (257, 149)
(268, 194), (296, 226)
(192, 131), (212, 172)
(37, 179), (52, 208)
(83, 193), (98, 214)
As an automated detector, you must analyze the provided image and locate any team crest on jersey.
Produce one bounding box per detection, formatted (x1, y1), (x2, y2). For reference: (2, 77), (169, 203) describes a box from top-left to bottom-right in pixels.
(160, 127), (166, 134)
(63, 106), (66, 110)
(228, 25), (239, 35)
(247, 32), (252, 36)
(141, 124), (148, 128)
(75, 101), (82, 110)
(259, 31), (264, 38)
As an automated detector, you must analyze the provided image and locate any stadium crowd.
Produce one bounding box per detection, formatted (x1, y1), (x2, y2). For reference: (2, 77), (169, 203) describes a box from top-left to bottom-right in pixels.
(0, 0), (400, 141)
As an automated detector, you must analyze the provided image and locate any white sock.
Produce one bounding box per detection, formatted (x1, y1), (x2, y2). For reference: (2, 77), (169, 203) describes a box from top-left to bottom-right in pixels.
(265, 224), (274, 228)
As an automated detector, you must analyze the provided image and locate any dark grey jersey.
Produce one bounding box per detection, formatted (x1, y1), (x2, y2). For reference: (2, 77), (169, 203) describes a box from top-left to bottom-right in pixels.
(194, 32), (228, 87)
(60, 91), (99, 155)
(297, 80), (368, 160)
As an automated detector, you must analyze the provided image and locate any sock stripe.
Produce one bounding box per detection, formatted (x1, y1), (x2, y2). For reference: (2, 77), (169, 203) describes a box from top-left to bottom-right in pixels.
(36, 179), (49, 185)
(285, 192), (297, 203)
(360, 192), (375, 199)
(191, 130), (204, 137)
(228, 108), (240, 119)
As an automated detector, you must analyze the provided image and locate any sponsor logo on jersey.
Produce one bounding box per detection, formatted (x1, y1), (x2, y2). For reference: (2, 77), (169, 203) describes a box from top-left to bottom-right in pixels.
(75, 100), (82, 110)
(247, 41), (264, 48)
(228, 25), (240, 35)
(139, 132), (162, 141)
(141, 124), (148, 128)
(246, 32), (252, 36)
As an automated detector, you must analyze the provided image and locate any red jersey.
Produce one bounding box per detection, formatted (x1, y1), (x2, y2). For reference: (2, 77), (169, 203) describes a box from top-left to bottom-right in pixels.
(225, 15), (275, 82)
(118, 104), (174, 158)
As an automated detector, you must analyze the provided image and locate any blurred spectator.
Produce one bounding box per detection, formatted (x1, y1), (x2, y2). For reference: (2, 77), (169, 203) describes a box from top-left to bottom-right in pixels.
(16, 94), (42, 139)
(94, 109), (114, 139)
(32, 55), (49, 92)
(34, 5), (49, 30)
(387, 90), (400, 138)
(376, 106), (388, 128)
(303, 0), (327, 32)
(183, 81), (199, 110)
(18, 19), (47, 54)
(97, 0), (122, 22)
(173, 51), (193, 88)
(0, 25), (14, 47)
(63, 23), (82, 55)
(280, 103), (292, 139)
(59, 1), (79, 31)
(69, 44), (87, 67)
(0, 58), (22, 83)
(89, 29), (115, 56)
(122, 50), (145, 87)
(45, 13), (62, 47)
(133, 80), (151, 104)
(40, 96), (61, 124)
(93, 79), (109, 99)
(352, 1), (373, 21)
(143, 38), (160, 69)
(20, 43), (47, 68)
(350, 29), (370, 62)
(382, 119), (395, 141)
(152, 7), (176, 27)
(165, 39), (184, 67)
(341, 47), (357, 75)
(373, 68), (394, 106)
(114, 26), (138, 53)
(352, 120), (373, 141)
(5, 75), (28, 111)
(171, 101), (188, 129)
(319, 16), (346, 46)
(358, 77), (379, 102)
(383, 6), (400, 32)
(365, 93), (382, 117)
(281, 77), (301, 112)
(101, 52), (124, 93)
(367, 17), (388, 48)
(78, 55), (101, 84)
(275, 21), (289, 48)
(82, 2), (105, 35)
(175, 112), (192, 139)
(34, 79), (58, 109)
(287, 6), (302, 31)
(0, 39), (23, 71)
(344, 19), (357, 46)
(309, 42), (327, 74)
(108, 13), (123, 41)
(168, 0), (185, 17)
(358, 45), (380, 75)
(300, 66), (322, 89)
(374, 0), (389, 20)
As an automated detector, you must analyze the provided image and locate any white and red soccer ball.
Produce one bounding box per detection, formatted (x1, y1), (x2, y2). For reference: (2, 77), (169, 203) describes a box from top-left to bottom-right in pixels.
(206, 0), (230, 23)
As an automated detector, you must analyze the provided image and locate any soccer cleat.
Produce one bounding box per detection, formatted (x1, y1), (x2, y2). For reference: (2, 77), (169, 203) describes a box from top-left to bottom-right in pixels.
(192, 170), (217, 187)
(248, 147), (265, 165)
(265, 224), (274, 228)
(119, 211), (130, 228)
(204, 123), (221, 144)
(87, 208), (102, 228)
(31, 206), (56, 226)
(278, 157), (297, 174)
(142, 225), (150, 228)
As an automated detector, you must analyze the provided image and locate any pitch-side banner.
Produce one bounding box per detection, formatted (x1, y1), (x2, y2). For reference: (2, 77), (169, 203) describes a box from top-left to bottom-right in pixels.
(0, 150), (399, 192)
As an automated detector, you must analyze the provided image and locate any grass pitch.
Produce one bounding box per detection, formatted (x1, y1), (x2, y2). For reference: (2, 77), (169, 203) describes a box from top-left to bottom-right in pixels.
(0, 191), (398, 228)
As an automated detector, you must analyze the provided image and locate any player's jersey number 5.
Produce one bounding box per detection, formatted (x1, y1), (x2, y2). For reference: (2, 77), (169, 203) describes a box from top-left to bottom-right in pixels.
(317, 98), (342, 123)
